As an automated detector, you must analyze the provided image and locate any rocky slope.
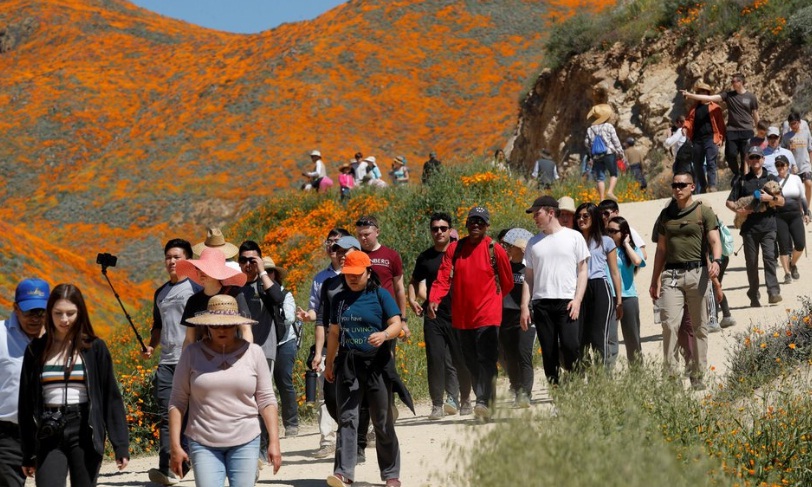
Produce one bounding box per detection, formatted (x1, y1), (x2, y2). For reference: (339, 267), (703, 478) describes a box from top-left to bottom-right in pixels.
(508, 32), (810, 173)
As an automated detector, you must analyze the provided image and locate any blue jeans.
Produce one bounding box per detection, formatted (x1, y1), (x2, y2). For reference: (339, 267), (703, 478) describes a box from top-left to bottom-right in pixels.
(189, 436), (259, 487)
(273, 340), (299, 430)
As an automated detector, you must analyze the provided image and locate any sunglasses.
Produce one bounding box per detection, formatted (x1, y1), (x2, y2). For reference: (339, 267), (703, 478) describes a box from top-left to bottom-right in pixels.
(467, 218), (487, 226)
(748, 155), (762, 160)
(22, 309), (46, 319)
(671, 182), (690, 189)
(237, 256), (254, 264)
(430, 226), (449, 233)
(324, 238), (340, 247)
(355, 219), (378, 228)
(601, 210), (613, 217)
(577, 213), (591, 221)
(607, 228), (621, 235)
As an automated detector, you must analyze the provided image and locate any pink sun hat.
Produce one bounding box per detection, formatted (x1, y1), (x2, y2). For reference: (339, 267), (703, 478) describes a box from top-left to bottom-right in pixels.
(175, 248), (247, 288)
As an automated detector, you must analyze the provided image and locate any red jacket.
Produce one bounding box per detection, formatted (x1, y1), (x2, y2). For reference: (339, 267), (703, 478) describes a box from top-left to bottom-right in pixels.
(429, 236), (514, 329)
(684, 101), (726, 145)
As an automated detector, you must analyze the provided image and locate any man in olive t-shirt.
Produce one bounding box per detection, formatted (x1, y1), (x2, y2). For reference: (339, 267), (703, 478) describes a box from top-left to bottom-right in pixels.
(649, 172), (722, 390)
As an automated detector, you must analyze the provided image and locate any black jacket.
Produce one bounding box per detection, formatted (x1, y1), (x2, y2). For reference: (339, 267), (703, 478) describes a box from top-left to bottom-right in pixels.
(18, 335), (130, 466)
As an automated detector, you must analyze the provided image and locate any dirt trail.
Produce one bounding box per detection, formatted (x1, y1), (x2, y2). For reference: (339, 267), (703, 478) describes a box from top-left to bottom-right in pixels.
(41, 192), (810, 487)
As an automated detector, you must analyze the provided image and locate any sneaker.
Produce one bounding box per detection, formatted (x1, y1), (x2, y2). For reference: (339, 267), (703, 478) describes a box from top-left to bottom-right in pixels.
(313, 444), (336, 459)
(708, 323), (722, 333)
(690, 377), (706, 391)
(769, 294), (783, 304)
(515, 392), (531, 409)
(286, 426), (299, 438)
(459, 400), (473, 416)
(428, 405), (444, 420)
(784, 273), (793, 285)
(443, 397), (459, 416)
(385, 479), (402, 487)
(750, 299), (761, 308)
(791, 265), (800, 280)
(356, 449), (366, 465)
(473, 404), (491, 421)
(148, 468), (179, 486)
(326, 473), (353, 487)
(720, 316), (736, 328)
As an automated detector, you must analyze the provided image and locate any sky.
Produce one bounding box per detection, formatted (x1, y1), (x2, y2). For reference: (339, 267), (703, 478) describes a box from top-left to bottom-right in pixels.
(129, 0), (347, 34)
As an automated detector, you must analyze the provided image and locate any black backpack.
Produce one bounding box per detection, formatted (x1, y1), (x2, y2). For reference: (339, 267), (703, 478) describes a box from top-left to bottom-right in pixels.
(674, 139), (693, 173)
(271, 289), (291, 343)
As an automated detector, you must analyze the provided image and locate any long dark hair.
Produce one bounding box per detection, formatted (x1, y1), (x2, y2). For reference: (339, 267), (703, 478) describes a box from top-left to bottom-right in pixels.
(608, 216), (636, 250)
(42, 284), (96, 364)
(575, 202), (604, 247)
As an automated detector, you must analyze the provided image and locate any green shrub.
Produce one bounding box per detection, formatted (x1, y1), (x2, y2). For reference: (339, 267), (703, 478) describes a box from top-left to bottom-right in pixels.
(787, 5), (812, 45)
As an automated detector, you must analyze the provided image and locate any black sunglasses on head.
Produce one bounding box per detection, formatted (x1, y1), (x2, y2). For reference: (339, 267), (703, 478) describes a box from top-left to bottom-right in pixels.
(355, 219), (378, 227)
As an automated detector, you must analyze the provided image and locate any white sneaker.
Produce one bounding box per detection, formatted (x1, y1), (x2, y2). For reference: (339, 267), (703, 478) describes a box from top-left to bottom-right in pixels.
(720, 316), (736, 328)
(148, 468), (179, 486)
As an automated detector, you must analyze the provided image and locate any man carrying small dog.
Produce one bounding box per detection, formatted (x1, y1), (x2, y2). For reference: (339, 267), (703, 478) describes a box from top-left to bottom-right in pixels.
(726, 145), (785, 307)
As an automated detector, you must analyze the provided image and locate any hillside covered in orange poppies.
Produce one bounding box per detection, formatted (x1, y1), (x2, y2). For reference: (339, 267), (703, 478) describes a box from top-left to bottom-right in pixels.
(0, 0), (612, 329)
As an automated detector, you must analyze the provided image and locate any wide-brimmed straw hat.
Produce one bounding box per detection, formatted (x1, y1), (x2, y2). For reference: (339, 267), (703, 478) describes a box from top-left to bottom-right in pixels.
(175, 248), (247, 288)
(193, 227), (239, 259)
(262, 256), (288, 281)
(185, 295), (257, 327)
(694, 81), (713, 94)
(587, 104), (613, 125)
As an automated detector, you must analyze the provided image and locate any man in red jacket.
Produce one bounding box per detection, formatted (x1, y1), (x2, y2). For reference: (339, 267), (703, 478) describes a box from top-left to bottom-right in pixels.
(428, 206), (513, 420)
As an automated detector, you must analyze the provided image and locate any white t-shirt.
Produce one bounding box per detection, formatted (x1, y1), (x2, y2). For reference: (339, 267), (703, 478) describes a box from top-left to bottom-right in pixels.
(630, 226), (645, 250)
(525, 227), (590, 300)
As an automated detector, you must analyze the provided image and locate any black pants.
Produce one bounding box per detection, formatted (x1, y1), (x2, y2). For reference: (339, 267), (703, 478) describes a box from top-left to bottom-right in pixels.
(324, 378), (369, 453)
(334, 357), (400, 482)
(724, 130), (753, 176)
(579, 278), (617, 367)
(742, 229), (780, 300)
(35, 405), (102, 487)
(776, 211), (806, 255)
(424, 313), (471, 407)
(498, 320), (535, 396)
(457, 326), (499, 408)
(0, 421), (25, 487)
(153, 363), (175, 472)
(533, 299), (581, 384)
(629, 163), (647, 190)
(717, 255), (731, 318)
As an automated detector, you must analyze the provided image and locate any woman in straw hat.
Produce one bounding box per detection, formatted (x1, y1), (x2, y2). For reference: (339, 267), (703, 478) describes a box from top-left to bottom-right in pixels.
(168, 295), (282, 486)
(176, 248), (252, 348)
(324, 251), (403, 487)
(585, 103), (625, 202)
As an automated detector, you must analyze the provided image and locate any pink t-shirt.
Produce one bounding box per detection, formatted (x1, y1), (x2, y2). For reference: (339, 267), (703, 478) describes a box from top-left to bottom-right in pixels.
(169, 341), (276, 447)
(339, 173), (354, 189)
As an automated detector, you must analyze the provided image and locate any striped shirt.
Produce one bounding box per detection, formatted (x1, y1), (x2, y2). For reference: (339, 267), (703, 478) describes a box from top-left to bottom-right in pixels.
(41, 354), (88, 406)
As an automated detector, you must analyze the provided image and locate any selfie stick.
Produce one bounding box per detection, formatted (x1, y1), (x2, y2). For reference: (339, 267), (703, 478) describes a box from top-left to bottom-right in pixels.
(100, 264), (147, 352)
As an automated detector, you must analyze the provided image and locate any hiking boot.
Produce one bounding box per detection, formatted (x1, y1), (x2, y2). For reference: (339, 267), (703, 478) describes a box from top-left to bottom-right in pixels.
(769, 294), (783, 304)
(473, 404), (491, 422)
(428, 405), (444, 420)
(690, 377), (706, 391)
(784, 273), (793, 285)
(708, 323), (722, 333)
(720, 316), (736, 328)
(791, 265), (800, 280)
(459, 400), (473, 416)
(313, 444), (335, 459)
(148, 468), (179, 486)
(443, 397), (459, 416)
(326, 473), (353, 487)
(285, 426), (299, 438)
(385, 479), (402, 487)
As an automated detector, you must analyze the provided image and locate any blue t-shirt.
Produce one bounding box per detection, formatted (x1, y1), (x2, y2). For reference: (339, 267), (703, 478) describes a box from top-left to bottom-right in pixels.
(587, 235), (616, 279)
(330, 287), (400, 353)
(606, 246), (646, 298)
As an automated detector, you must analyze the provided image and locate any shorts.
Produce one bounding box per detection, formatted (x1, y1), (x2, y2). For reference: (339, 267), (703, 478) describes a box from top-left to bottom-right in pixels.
(592, 153), (618, 182)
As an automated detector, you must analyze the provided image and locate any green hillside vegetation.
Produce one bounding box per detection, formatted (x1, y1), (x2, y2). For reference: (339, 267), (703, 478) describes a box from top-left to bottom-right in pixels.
(544, 0), (812, 69)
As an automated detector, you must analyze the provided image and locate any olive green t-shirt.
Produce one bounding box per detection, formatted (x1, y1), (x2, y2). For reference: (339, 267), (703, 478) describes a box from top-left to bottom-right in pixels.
(654, 201), (718, 264)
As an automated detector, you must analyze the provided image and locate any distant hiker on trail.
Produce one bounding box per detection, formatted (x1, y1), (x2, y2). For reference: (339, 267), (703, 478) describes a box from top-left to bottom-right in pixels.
(783, 111), (812, 206)
(585, 104), (624, 202)
(774, 155), (808, 285)
(356, 156), (387, 188)
(531, 148), (558, 190)
(681, 81), (725, 193)
(682, 72), (759, 178)
(665, 115), (688, 171)
(389, 156), (409, 185)
(763, 126), (796, 176)
(491, 149), (508, 172)
(428, 206), (513, 422)
(338, 162), (354, 201)
(303, 150), (332, 192)
(622, 137), (648, 191)
(351, 152), (364, 183)
(421, 152), (442, 184)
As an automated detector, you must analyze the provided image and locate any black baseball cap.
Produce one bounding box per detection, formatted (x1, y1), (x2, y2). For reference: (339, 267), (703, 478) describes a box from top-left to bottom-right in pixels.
(525, 195), (559, 213)
(467, 206), (490, 224)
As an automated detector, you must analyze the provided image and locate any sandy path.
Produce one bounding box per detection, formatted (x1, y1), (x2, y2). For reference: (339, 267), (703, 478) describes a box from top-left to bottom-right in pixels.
(42, 192), (809, 487)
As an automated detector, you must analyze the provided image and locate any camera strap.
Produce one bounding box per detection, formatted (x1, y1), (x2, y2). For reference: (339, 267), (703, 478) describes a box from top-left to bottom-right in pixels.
(59, 352), (74, 410)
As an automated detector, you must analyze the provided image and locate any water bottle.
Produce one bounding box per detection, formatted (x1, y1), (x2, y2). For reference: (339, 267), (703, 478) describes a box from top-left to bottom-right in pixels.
(653, 299), (662, 324)
(305, 369), (319, 404)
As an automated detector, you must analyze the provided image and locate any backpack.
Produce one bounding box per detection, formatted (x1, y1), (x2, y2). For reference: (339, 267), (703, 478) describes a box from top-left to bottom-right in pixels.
(718, 216), (734, 257)
(449, 237), (501, 294)
(271, 289), (292, 343)
(590, 128), (608, 157)
(674, 139), (693, 173)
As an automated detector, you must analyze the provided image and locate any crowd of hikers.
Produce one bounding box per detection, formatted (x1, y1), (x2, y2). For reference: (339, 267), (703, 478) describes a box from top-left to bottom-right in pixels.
(1, 72), (810, 487)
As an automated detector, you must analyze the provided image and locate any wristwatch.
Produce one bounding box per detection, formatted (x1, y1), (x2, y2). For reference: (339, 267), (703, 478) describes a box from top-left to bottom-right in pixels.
(713, 258), (723, 266)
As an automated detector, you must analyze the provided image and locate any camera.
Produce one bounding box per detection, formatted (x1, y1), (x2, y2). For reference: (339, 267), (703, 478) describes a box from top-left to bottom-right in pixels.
(38, 410), (66, 440)
(96, 252), (118, 268)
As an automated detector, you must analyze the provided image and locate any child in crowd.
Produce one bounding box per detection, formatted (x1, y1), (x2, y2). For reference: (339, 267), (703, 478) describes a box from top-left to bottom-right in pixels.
(338, 163), (354, 200)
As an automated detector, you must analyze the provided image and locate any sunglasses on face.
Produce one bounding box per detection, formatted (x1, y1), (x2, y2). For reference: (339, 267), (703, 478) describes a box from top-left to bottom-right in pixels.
(430, 226), (449, 233)
(601, 210), (613, 217)
(748, 156), (762, 161)
(237, 256), (254, 264)
(467, 218), (486, 226)
(325, 238), (340, 247)
(577, 213), (591, 221)
(22, 309), (46, 319)
(607, 228), (621, 235)
(671, 182), (690, 189)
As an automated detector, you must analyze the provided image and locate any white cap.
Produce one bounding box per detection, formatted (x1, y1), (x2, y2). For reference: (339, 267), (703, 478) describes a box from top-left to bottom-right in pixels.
(310, 150), (322, 157)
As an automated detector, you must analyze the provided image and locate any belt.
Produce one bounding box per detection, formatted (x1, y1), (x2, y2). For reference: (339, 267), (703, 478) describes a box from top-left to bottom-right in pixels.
(0, 420), (19, 434)
(43, 403), (88, 414)
(664, 261), (705, 270)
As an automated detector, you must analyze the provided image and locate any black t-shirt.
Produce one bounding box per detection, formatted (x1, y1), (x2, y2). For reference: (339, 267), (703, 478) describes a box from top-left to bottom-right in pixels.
(693, 104), (713, 141)
(727, 171), (778, 233)
(411, 246), (452, 317)
(501, 261), (525, 328)
(317, 275), (348, 328)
